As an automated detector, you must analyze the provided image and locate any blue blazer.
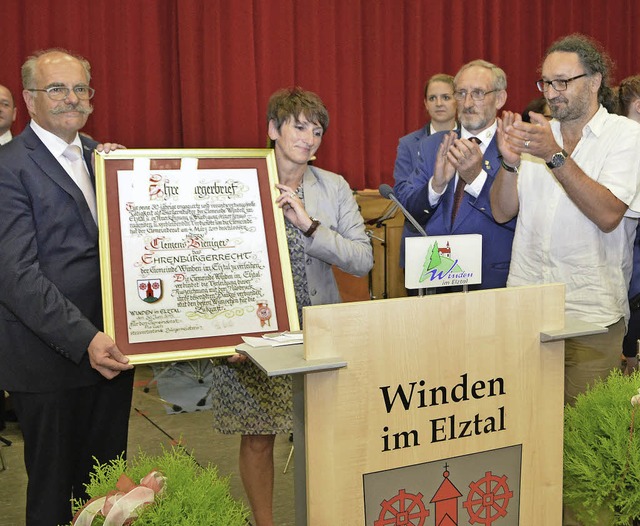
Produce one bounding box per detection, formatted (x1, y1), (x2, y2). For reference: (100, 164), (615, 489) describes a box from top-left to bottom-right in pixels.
(392, 124), (431, 267)
(403, 130), (516, 290)
(0, 125), (104, 392)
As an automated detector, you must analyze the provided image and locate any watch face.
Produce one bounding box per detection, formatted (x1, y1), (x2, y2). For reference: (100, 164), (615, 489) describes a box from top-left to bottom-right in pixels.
(548, 151), (566, 168)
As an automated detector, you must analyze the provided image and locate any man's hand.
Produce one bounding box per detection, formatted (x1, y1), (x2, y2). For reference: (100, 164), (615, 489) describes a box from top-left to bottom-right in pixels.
(87, 331), (134, 379)
(498, 110), (560, 164)
(96, 143), (126, 154)
(92, 143), (126, 172)
(496, 111), (524, 167)
(431, 131), (457, 194)
(511, 112), (559, 162)
(449, 137), (484, 184)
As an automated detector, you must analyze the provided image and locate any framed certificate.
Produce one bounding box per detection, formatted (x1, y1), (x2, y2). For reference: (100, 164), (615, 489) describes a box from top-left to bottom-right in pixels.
(94, 149), (298, 364)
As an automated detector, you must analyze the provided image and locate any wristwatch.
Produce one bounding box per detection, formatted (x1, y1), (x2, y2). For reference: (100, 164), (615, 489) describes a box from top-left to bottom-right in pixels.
(546, 149), (568, 169)
(303, 217), (321, 237)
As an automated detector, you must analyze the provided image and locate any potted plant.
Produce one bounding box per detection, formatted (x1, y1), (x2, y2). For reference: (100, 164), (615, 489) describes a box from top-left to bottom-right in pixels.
(563, 370), (640, 526)
(70, 447), (249, 525)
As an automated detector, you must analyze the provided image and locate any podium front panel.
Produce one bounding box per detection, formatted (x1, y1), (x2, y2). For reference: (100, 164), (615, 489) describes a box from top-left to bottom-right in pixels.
(302, 284), (564, 525)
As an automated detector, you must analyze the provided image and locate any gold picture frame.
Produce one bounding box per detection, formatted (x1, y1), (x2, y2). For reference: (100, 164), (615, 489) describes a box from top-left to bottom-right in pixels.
(94, 148), (298, 365)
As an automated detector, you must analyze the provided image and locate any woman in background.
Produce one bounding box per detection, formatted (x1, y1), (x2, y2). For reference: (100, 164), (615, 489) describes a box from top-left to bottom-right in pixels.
(615, 75), (640, 374)
(393, 73), (458, 279)
(617, 75), (640, 121)
(211, 87), (373, 526)
(521, 96), (552, 122)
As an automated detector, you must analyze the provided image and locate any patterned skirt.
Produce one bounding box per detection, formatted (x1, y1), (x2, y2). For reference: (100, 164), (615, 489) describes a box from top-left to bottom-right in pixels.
(210, 357), (292, 435)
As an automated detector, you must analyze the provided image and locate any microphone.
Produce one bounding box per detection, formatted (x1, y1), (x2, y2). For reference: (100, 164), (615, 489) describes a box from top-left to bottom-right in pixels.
(379, 184), (427, 236)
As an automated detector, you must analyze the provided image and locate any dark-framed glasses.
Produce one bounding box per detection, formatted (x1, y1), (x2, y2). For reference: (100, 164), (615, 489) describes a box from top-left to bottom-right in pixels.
(27, 85), (95, 101)
(536, 74), (587, 93)
(453, 89), (498, 101)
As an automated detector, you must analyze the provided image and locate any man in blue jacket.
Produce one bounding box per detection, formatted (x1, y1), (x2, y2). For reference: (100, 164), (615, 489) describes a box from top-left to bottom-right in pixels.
(400, 60), (516, 290)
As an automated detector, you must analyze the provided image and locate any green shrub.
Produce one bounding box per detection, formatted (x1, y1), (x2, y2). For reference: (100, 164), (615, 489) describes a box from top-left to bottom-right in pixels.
(564, 370), (640, 526)
(71, 447), (249, 525)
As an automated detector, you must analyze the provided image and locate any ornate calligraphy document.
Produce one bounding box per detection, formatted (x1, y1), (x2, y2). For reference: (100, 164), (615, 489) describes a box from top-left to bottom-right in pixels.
(95, 150), (297, 364)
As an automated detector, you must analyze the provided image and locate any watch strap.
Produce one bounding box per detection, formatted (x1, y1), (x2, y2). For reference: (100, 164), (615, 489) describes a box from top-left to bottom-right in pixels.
(500, 158), (519, 173)
(303, 218), (320, 237)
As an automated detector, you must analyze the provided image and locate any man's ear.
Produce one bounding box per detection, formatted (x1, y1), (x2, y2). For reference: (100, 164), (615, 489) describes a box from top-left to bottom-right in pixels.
(495, 89), (507, 111)
(23, 90), (35, 116)
(633, 98), (640, 118)
(589, 72), (603, 94)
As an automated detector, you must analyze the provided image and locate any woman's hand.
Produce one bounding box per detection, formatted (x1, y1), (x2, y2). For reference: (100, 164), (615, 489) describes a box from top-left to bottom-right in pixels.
(227, 353), (248, 363)
(275, 183), (314, 233)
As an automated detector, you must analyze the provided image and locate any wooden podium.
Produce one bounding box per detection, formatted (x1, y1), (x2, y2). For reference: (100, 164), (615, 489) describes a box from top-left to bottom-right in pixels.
(241, 284), (603, 525)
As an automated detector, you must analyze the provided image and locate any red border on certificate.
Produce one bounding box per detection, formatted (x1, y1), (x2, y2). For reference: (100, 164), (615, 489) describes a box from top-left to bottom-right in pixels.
(96, 150), (296, 363)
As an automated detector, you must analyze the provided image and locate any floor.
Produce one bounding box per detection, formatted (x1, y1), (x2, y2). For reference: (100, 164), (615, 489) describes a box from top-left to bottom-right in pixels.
(0, 365), (296, 526)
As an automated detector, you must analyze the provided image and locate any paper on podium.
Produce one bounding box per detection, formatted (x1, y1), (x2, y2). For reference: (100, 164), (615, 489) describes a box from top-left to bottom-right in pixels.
(241, 331), (304, 348)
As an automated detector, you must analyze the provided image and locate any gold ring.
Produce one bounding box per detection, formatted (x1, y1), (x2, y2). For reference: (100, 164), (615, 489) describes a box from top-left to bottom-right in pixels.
(289, 192), (296, 198)
(524, 139), (531, 148)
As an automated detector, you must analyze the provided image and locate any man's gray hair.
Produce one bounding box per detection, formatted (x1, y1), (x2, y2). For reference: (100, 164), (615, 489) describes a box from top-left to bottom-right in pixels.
(454, 59), (507, 91)
(22, 48), (91, 90)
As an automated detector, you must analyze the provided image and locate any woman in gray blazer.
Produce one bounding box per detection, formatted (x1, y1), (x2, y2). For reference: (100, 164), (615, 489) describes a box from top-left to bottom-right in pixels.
(211, 87), (373, 526)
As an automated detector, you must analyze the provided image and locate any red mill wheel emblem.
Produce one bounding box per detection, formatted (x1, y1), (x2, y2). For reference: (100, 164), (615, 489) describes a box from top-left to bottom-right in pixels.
(374, 489), (430, 526)
(463, 471), (513, 525)
(364, 447), (521, 526)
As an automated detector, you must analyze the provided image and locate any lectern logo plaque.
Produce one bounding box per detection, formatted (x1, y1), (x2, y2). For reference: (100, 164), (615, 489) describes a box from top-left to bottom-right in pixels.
(364, 445), (521, 526)
(405, 234), (482, 290)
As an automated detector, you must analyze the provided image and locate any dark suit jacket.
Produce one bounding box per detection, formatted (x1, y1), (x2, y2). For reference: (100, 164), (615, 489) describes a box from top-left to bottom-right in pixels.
(392, 124), (430, 267)
(0, 125), (104, 392)
(404, 130), (516, 290)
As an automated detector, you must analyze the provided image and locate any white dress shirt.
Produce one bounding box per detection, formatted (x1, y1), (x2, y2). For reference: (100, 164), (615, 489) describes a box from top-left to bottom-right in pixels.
(508, 106), (640, 325)
(0, 130), (12, 145)
(29, 120), (87, 178)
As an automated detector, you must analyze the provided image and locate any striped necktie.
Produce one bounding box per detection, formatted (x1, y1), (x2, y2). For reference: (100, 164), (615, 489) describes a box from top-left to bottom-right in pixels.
(63, 144), (97, 224)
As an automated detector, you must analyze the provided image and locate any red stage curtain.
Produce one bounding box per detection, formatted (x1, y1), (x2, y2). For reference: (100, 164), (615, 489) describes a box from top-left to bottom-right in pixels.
(1, 0), (639, 190)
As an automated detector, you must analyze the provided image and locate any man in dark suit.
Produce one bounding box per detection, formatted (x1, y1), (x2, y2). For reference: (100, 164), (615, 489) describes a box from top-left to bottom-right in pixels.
(0, 49), (134, 526)
(0, 84), (16, 432)
(393, 73), (457, 270)
(0, 84), (17, 145)
(401, 60), (516, 290)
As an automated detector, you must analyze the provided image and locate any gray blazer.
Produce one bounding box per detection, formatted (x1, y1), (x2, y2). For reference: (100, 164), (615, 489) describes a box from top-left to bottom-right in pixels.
(299, 165), (373, 306)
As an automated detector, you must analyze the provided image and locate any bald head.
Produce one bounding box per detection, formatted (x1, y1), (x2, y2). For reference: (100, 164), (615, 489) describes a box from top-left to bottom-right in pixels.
(21, 49), (91, 91)
(0, 84), (17, 136)
(21, 49), (93, 142)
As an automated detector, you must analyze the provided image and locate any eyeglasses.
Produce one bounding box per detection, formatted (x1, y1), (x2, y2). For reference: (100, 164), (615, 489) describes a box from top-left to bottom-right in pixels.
(453, 89), (498, 101)
(27, 85), (95, 101)
(536, 74), (587, 93)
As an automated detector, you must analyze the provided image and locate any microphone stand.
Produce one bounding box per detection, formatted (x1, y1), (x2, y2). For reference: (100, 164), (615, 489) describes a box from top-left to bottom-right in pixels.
(366, 202), (399, 299)
(378, 184), (429, 296)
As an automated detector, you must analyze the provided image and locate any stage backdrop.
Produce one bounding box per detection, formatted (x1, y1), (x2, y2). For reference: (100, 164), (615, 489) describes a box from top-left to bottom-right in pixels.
(2, 0), (639, 190)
